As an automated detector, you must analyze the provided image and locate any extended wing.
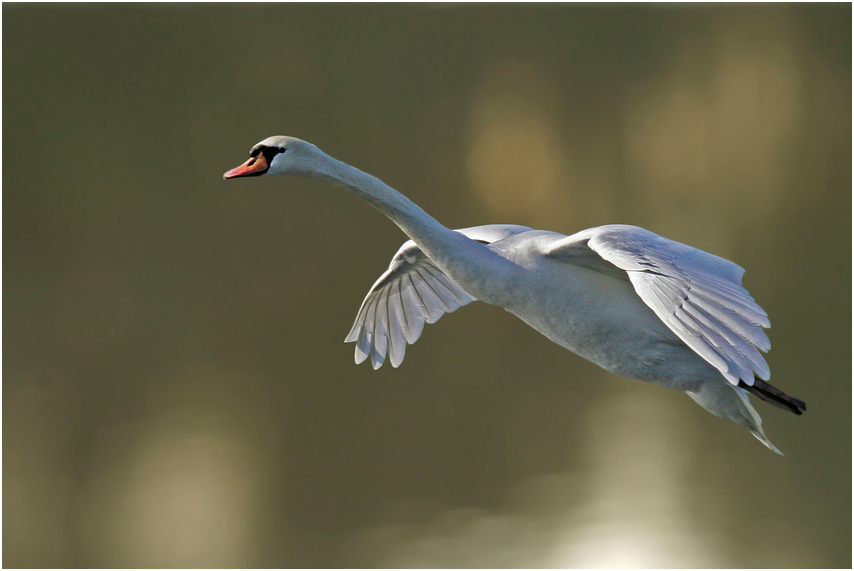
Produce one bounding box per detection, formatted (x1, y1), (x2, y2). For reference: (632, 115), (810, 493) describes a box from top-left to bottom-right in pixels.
(544, 224), (770, 386)
(345, 224), (532, 369)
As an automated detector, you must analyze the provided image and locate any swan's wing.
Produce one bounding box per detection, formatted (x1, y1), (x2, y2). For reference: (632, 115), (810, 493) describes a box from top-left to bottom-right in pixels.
(345, 224), (532, 370)
(345, 243), (472, 370)
(544, 224), (770, 386)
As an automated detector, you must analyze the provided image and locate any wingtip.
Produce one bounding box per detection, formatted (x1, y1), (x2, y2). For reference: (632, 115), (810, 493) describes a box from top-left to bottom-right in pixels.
(344, 329), (360, 343)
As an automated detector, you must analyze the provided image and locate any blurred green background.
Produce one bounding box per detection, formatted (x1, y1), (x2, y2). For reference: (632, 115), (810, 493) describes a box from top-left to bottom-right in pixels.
(3, 4), (851, 568)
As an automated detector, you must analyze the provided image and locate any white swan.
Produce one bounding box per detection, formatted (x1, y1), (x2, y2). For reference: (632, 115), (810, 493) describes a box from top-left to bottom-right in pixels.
(224, 136), (805, 454)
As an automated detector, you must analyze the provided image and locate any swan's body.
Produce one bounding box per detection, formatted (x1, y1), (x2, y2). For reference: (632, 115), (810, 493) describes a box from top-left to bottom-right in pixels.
(225, 136), (805, 454)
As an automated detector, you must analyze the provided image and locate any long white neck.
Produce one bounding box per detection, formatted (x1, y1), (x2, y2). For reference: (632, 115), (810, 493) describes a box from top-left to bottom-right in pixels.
(302, 149), (522, 303)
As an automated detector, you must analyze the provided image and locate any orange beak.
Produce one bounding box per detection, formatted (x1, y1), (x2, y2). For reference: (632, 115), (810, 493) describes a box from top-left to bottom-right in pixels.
(223, 154), (269, 179)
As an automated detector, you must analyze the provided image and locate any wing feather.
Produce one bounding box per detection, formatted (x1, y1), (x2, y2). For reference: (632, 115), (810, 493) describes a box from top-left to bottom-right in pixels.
(545, 224), (771, 386)
(370, 289), (390, 369)
(421, 264), (467, 310)
(688, 292), (770, 350)
(411, 268), (448, 321)
(400, 273), (425, 343)
(354, 325), (371, 365)
(344, 224), (533, 369)
(386, 285), (407, 368)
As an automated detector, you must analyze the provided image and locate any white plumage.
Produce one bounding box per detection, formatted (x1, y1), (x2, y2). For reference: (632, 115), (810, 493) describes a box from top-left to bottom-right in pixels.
(345, 225), (529, 369)
(225, 136), (805, 454)
(549, 225), (772, 386)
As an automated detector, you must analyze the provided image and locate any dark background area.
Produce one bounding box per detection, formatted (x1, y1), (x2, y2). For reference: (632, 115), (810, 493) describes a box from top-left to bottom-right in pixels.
(4, 4), (851, 567)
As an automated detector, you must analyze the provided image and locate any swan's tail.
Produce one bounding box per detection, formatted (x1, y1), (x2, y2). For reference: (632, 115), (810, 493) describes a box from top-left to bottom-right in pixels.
(733, 387), (783, 455)
(686, 381), (783, 455)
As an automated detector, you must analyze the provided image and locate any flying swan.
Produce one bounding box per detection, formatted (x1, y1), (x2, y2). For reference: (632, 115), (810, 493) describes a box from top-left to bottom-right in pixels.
(224, 136), (805, 454)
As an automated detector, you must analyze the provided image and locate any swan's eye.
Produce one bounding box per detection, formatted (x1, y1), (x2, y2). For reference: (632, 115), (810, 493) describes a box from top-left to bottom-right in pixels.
(261, 146), (285, 165)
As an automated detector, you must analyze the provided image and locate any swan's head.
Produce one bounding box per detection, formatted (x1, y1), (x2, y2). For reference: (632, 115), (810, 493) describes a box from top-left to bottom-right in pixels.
(223, 136), (322, 180)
